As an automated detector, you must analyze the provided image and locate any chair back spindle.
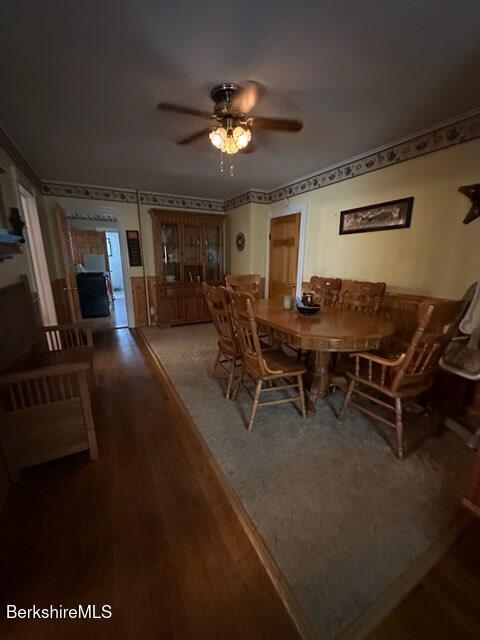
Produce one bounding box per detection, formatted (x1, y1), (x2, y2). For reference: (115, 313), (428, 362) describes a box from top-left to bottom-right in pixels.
(202, 283), (237, 355)
(309, 276), (342, 307)
(391, 299), (465, 392)
(225, 274), (262, 298)
(338, 279), (386, 315)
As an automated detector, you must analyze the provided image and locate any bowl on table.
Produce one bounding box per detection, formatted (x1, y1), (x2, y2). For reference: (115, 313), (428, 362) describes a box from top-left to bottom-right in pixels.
(296, 304), (321, 316)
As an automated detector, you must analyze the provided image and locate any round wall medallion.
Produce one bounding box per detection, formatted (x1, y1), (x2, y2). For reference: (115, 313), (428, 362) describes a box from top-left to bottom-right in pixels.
(236, 232), (246, 251)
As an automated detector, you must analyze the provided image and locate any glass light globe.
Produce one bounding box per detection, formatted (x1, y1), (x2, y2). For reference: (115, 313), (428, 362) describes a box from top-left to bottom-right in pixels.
(223, 136), (239, 155)
(233, 126), (251, 149)
(209, 127), (227, 149)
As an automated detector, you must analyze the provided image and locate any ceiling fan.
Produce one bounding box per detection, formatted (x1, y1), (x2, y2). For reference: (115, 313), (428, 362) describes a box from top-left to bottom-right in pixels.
(157, 82), (303, 156)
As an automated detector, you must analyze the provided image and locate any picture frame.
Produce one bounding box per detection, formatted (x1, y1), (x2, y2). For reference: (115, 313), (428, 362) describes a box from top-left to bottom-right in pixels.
(339, 197), (413, 235)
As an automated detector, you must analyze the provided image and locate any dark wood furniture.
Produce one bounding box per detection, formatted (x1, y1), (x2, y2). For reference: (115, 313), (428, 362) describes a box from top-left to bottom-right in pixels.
(308, 276), (342, 307)
(339, 299), (465, 458)
(251, 299), (395, 414)
(338, 279), (386, 315)
(202, 283), (240, 399)
(151, 209), (225, 327)
(225, 273), (262, 298)
(229, 292), (307, 430)
(0, 280), (98, 481)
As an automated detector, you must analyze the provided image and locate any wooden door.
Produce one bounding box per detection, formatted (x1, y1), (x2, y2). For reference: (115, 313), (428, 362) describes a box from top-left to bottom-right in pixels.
(268, 213), (300, 300)
(54, 203), (81, 322)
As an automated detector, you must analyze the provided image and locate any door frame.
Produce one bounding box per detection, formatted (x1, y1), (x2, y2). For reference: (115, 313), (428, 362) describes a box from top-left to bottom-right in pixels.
(264, 203), (308, 299)
(17, 184), (58, 326)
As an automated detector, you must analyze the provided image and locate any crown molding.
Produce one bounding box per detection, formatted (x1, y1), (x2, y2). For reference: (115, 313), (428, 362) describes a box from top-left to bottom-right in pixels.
(3, 109), (480, 214)
(0, 126), (42, 190)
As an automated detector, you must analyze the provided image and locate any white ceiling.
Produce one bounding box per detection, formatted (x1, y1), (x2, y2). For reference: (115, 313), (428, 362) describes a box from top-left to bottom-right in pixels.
(1, 0), (480, 200)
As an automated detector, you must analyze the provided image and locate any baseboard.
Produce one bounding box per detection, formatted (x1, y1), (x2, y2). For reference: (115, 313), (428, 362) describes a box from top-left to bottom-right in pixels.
(133, 327), (317, 640)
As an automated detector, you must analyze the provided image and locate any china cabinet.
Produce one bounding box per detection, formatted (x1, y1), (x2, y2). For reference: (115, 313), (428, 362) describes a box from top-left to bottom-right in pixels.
(150, 209), (225, 327)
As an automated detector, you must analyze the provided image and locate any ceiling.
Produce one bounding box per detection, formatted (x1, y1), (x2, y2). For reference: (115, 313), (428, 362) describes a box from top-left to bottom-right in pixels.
(1, 0), (480, 200)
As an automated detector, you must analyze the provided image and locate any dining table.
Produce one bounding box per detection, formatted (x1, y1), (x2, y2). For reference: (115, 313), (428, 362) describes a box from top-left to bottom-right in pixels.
(252, 299), (396, 415)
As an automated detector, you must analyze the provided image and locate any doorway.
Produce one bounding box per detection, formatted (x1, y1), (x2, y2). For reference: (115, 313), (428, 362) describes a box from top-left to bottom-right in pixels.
(265, 205), (307, 300)
(69, 224), (128, 330)
(104, 230), (127, 328)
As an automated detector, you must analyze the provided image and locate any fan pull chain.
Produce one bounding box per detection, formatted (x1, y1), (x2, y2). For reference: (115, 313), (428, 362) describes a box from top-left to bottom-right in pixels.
(230, 163), (234, 177)
(219, 151), (224, 173)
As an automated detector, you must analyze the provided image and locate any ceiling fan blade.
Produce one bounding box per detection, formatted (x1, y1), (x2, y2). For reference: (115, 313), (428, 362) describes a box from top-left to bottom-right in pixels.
(254, 116), (303, 132)
(158, 102), (212, 119)
(177, 128), (211, 145)
(233, 81), (264, 114)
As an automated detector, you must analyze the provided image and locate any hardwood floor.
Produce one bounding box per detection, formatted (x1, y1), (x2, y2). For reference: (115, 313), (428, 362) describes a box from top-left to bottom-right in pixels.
(0, 329), (300, 640)
(1, 327), (479, 640)
(368, 523), (480, 640)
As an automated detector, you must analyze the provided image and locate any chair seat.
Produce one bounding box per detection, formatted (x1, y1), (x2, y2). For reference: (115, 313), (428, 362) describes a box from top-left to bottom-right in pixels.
(261, 350), (306, 378)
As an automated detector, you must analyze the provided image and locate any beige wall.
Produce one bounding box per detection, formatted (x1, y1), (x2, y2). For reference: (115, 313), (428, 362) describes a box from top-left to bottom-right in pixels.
(226, 202), (268, 275)
(227, 138), (480, 299)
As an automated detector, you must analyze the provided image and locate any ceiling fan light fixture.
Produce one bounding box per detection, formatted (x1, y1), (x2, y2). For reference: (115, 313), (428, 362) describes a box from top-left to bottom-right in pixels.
(209, 126), (227, 149)
(233, 125), (251, 149)
(222, 135), (238, 155)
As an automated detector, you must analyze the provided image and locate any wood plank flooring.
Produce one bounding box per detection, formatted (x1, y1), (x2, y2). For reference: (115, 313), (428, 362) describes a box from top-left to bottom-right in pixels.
(368, 523), (480, 640)
(0, 329), (300, 640)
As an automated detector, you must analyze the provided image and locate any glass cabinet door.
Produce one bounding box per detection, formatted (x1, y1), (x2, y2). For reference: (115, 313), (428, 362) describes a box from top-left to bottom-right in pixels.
(205, 223), (221, 281)
(161, 223), (180, 282)
(183, 223), (202, 282)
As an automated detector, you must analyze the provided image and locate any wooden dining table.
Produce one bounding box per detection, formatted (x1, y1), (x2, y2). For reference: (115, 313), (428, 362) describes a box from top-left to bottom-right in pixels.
(252, 299), (396, 414)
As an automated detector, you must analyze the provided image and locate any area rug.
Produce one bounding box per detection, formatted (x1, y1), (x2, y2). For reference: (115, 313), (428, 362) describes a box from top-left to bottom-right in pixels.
(141, 324), (473, 640)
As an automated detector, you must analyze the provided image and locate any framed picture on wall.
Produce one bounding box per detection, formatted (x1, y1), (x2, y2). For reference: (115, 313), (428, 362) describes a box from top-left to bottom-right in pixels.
(339, 197), (413, 235)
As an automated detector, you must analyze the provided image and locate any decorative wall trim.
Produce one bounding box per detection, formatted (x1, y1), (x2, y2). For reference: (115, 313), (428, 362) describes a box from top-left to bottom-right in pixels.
(139, 190), (224, 212)
(42, 182), (137, 203)
(3, 109), (480, 214)
(66, 212), (119, 222)
(224, 110), (480, 210)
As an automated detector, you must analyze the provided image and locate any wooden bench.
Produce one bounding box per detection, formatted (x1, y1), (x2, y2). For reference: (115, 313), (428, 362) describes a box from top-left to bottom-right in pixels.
(0, 279), (98, 481)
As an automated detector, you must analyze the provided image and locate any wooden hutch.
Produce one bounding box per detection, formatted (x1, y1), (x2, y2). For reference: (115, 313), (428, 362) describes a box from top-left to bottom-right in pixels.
(150, 209), (225, 327)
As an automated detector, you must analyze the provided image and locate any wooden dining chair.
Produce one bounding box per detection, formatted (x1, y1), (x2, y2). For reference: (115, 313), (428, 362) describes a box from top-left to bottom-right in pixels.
(225, 273), (262, 298)
(228, 291), (307, 430)
(337, 279), (386, 315)
(338, 299), (465, 459)
(202, 283), (241, 399)
(309, 276), (342, 307)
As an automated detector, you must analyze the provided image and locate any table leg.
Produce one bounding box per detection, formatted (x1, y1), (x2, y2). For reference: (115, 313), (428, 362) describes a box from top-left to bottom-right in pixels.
(306, 350), (331, 416)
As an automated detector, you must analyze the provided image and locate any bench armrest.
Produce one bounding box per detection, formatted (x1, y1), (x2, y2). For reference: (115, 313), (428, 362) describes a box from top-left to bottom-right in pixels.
(0, 362), (90, 385)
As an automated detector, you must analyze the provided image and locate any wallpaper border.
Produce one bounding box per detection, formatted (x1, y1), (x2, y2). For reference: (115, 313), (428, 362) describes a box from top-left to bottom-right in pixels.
(3, 110), (479, 213)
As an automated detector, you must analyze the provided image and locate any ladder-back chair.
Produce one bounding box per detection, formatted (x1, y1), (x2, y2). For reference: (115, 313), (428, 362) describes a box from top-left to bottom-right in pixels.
(337, 279), (386, 315)
(202, 283), (240, 399)
(338, 299), (465, 458)
(309, 276), (342, 307)
(225, 274), (262, 298)
(228, 291), (306, 430)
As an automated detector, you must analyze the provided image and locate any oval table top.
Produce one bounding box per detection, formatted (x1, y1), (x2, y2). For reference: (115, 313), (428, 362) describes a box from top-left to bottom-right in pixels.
(252, 300), (396, 352)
